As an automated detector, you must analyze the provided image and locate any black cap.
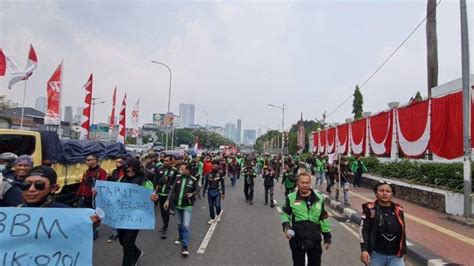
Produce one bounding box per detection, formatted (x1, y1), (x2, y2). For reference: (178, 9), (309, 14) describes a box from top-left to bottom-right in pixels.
(27, 166), (58, 185)
(125, 158), (142, 174)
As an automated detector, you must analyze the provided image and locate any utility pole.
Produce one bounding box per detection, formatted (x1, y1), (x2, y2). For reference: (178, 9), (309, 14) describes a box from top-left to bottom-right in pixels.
(460, 0), (472, 218)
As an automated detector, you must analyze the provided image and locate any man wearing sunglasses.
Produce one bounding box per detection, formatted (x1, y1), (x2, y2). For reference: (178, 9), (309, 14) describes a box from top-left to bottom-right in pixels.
(18, 165), (68, 208)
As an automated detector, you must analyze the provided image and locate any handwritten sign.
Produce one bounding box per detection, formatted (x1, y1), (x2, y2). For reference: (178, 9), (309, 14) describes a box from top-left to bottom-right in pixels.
(0, 208), (94, 266)
(94, 180), (155, 230)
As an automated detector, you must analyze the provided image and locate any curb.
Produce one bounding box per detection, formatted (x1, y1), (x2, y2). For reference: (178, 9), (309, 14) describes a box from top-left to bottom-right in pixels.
(321, 194), (454, 266)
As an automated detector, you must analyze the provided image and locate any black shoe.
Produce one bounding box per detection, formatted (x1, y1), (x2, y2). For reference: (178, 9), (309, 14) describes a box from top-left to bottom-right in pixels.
(249, 201), (253, 205)
(133, 250), (143, 265)
(270, 204), (275, 208)
(161, 230), (167, 239)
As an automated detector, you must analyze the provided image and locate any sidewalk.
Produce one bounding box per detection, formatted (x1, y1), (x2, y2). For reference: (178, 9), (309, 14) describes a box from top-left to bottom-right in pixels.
(316, 182), (474, 265)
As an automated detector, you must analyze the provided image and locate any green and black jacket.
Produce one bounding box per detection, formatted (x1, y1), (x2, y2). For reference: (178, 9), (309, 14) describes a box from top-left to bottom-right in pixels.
(155, 166), (178, 197)
(243, 166), (256, 185)
(281, 170), (297, 190)
(168, 174), (198, 210)
(281, 189), (332, 244)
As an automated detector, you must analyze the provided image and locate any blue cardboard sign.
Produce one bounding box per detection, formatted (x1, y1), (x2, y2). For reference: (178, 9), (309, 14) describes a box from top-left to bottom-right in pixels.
(94, 180), (155, 230)
(0, 207), (94, 266)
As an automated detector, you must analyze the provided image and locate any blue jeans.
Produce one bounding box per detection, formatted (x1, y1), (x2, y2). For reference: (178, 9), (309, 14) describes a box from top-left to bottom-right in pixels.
(230, 173), (237, 186)
(370, 251), (405, 266)
(316, 172), (325, 187)
(207, 190), (222, 219)
(335, 182), (350, 205)
(176, 208), (193, 249)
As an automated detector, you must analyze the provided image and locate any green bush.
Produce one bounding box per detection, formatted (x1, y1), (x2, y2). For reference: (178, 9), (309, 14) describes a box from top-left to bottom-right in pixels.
(369, 159), (469, 192)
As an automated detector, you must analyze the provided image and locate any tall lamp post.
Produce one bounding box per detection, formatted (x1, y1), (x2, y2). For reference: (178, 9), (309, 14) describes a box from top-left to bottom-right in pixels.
(268, 103), (287, 175)
(91, 97), (105, 140)
(151, 60), (172, 150)
(202, 110), (209, 129)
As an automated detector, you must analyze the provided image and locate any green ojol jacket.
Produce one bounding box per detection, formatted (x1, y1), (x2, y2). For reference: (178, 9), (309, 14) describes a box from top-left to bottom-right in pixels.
(281, 189), (332, 244)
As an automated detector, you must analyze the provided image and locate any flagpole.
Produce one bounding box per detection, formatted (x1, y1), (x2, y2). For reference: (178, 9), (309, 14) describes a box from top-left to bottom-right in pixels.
(20, 79), (27, 129)
(58, 60), (64, 138)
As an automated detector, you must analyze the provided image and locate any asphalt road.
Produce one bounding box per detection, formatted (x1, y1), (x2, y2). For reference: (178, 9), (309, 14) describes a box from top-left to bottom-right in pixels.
(92, 175), (383, 265)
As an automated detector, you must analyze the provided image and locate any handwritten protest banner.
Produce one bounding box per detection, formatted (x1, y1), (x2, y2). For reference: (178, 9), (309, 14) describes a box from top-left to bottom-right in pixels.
(0, 208), (94, 266)
(95, 180), (155, 230)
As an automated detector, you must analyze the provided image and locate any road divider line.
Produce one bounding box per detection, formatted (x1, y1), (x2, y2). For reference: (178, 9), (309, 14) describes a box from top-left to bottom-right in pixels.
(339, 221), (360, 239)
(197, 210), (223, 254)
(276, 207), (282, 213)
(349, 191), (474, 246)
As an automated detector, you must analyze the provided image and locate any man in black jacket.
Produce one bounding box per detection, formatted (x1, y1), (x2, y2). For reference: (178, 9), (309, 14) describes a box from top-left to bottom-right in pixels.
(154, 155), (178, 239)
(242, 161), (256, 205)
(202, 160), (225, 224)
(262, 165), (277, 208)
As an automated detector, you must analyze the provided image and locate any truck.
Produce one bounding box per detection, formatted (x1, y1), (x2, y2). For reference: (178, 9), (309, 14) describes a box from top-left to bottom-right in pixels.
(0, 129), (127, 203)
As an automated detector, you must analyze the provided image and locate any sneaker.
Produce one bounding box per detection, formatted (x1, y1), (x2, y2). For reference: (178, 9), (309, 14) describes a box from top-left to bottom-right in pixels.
(217, 215), (221, 222)
(158, 227), (164, 232)
(270, 204), (275, 208)
(249, 201), (253, 205)
(207, 219), (215, 225)
(344, 202), (351, 207)
(161, 229), (167, 239)
(107, 233), (118, 243)
(181, 247), (189, 257)
(174, 238), (181, 245)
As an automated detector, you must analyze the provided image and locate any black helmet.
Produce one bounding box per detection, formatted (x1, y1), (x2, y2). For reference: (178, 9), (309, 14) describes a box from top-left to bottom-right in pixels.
(0, 152), (18, 169)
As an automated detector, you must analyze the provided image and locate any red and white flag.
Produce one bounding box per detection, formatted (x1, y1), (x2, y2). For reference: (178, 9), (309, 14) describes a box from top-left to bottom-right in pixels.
(80, 74), (93, 140)
(4, 45), (38, 89)
(44, 61), (63, 125)
(117, 93), (127, 144)
(193, 137), (199, 152)
(131, 99), (140, 138)
(109, 87), (117, 131)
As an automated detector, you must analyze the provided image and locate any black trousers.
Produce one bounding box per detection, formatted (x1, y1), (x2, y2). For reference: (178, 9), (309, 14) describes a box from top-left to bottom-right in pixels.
(353, 172), (362, 187)
(158, 196), (170, 229)
(264, 185), (274, 205)
(117, 229), (140, 266)
(244, 182), (254, 201)
(290, 238), (322, 266)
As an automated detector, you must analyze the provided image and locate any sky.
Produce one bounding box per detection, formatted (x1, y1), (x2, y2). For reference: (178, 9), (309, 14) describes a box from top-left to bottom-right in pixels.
(1, 0), (473, 133)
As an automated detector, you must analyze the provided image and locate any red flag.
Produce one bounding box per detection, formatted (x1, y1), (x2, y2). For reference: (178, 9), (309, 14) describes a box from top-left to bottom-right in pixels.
(0, 49), (6, 76)
(44, 61), (63, 125)
(80, 74), (93, 140)
(109, 87), (117, 130)
(117, 93), (127, 144)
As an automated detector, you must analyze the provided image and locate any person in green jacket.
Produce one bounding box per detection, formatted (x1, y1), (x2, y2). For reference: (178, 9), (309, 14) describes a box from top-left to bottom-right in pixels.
(351, 156), (367, 188)
(281, 163), (297, 196)
(314, 155), (326, 188)
(281, 172), (332, 266)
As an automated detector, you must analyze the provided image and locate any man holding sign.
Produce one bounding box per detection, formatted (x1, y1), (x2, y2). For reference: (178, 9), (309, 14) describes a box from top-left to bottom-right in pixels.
(95, 158), (154, 266)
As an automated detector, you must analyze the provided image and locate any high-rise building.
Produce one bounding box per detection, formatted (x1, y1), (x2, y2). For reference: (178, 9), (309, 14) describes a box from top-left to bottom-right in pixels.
(64, 106), (73, 123)
(243, 129), (257, 145)
(35, 97), (47, 113)
(74, 107), (83, 124)
(257, 128), (263, 138)
(178, 104), (195, 128)
(236, 119), (242, 143)
(224, 123), (237, 142)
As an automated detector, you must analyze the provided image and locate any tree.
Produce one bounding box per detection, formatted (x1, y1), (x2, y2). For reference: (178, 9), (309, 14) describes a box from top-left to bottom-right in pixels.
(174, 128), (194, 146)
(426, 0), (438, 97)
(414, 91), (423, 101)
(352, 85), (364, 120)
(0, 95), (18, 112)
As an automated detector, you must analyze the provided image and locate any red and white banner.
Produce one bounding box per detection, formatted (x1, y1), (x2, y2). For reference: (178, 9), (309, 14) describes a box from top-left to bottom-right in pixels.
(117, 93), (127, 144)
(327, 127), (336, 154)
(319, 130), (326, 154)
(369, 111), (392, 155)
(44, 61), (63, 125)
(80, 74), (93, 140)
(6, 44), (38, 89)
(350, 119), (366, 155)
(131, 99), (140, 138)
(109, 87), (117, 131)
(396, 100), (431, 157)
(312, 132), (319, 153)
(337, 124), (349, 154)
(297, 114), (305, 154)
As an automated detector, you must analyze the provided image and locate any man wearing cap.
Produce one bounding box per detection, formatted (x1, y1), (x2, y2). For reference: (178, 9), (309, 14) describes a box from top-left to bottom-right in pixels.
(0, 152), (18, 179)
(12, 155), (34, 183)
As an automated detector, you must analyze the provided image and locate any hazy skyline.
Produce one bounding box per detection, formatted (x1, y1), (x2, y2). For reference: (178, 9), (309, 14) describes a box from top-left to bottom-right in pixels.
(1, 0), (473, 132)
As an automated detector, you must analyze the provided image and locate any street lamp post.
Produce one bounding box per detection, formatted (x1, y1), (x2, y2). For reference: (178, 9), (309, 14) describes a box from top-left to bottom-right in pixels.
(151, 60), (172, 150)
(202, 111), (209, 129)
(268, 103), (287, 175)
(91, 97), (105, 140)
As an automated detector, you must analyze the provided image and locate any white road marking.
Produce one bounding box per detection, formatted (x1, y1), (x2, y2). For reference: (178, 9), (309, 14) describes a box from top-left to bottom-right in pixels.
(273, 199), (278, 205)
(326, 208), (344, 218)
(276, 207), (282, 213)
(197, 210), (223, 254)
(406, 240), (414, 247)
(339, 221), (360, 239)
